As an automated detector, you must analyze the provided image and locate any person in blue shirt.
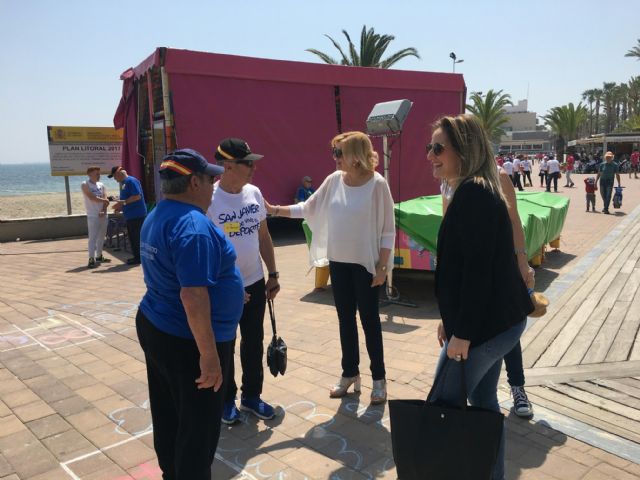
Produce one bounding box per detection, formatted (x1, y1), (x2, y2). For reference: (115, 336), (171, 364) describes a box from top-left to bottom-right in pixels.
(108, 166), (148, 265)
(294, 175), (315, 203)
(136, 149), (243, 480)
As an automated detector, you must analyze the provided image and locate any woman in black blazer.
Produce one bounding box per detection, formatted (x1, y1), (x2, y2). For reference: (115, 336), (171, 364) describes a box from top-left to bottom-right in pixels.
(429, 114), (534, 480)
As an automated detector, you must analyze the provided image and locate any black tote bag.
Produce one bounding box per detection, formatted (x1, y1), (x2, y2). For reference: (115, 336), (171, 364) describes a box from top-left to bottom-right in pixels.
(389, 359), (504, 480)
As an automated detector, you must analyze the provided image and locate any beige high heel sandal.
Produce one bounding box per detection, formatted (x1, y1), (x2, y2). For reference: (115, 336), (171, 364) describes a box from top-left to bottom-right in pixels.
(329, 375), (361, 398)
(370, 379), (387, 405)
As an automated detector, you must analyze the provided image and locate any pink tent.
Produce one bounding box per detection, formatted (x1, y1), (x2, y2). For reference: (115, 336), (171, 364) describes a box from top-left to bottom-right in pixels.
(114, 48), (465, 204)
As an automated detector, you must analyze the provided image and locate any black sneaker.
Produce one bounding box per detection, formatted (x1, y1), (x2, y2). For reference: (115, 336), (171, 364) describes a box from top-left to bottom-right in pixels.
(511, 386), (533, 418)
(126, 258), (141, 265)
(95, 255), (111, 263)
(87, 258), (97, 269)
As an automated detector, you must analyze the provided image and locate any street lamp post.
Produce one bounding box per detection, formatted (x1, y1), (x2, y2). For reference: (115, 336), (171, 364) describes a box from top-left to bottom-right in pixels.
(449, 52), (464, 73)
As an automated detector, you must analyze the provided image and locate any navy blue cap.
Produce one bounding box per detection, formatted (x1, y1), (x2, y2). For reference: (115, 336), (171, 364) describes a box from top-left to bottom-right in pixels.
(159, 149), (224, 179)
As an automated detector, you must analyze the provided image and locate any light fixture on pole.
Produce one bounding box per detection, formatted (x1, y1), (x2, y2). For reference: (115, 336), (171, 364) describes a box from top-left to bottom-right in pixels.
(366, 99), (416, 308)
(449, 52), (464, 73)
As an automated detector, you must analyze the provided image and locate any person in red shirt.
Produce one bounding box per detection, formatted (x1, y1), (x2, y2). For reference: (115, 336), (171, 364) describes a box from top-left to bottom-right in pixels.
(630, 149), (639, 179)
(584, 177), (598, 212)
(565, 154), (575, 187)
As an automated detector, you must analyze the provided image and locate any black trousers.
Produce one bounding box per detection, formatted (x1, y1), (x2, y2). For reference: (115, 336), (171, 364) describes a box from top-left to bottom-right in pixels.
(329, 261), (386, 380)
(512, 172), (524, 191)
(523, 171), (532, 186)
(136, 309), (232, 480)
(546, 172), (559, 192)
(225, 278), (266, 401)
(503, 341), (525, 387)
(127, 216), (145, 260)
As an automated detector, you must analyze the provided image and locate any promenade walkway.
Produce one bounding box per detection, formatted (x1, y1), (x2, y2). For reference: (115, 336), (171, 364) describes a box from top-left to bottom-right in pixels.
(1, 173), (639, 479)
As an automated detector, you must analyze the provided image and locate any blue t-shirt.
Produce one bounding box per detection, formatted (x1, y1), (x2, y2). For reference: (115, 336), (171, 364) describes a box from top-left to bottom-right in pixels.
(120, 176), (147, 220)
(295, 186), (315, 203)
(139, 199), (243, 342)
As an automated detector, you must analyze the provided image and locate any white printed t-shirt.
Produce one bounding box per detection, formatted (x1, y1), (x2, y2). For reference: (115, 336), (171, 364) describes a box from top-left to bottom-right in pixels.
(82, 180), (106, 217)
(207, 182), (266, 287)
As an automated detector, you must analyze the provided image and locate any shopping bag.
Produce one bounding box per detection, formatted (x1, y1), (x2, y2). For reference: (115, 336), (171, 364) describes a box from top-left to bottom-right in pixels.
(266, 299), (287, 377)
(389, 359), (503, 480)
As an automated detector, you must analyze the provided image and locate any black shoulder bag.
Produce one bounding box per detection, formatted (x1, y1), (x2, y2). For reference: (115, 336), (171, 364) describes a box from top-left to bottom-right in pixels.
(266, 299), (287, 377)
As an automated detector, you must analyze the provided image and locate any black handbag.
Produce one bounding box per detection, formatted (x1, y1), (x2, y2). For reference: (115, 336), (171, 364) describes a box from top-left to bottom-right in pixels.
(266, 299), (287, 377)
(389, 359), (504, 480)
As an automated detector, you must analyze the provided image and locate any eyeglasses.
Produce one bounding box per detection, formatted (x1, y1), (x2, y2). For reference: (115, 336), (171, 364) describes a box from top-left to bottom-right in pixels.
(332, 147), (343, 159)
(426, 143), (446, 156)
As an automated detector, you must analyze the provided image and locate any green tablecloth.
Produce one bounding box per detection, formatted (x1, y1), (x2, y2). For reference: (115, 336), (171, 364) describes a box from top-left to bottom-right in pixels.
(394, 192), (569, 260)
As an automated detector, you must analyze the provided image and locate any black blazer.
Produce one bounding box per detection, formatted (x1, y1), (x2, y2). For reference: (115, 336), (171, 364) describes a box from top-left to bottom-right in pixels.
(435, 180), (533, 347)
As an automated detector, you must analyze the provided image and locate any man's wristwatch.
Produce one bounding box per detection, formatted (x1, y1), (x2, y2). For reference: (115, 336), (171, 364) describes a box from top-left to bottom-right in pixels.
(268, 271), (279, 279)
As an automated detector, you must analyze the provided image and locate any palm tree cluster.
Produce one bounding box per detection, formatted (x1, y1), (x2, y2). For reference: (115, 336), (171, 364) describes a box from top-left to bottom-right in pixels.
(543, 103), (588, 156)
(581, 77), (640, 135)
(306, 25), (420, 69)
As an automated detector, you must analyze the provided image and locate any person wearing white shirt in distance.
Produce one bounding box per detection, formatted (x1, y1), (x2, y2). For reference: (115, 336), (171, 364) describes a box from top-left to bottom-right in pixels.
(546, 155), (561, 192)
(266, 131), (395, 405)
(81, 166), (111, 269)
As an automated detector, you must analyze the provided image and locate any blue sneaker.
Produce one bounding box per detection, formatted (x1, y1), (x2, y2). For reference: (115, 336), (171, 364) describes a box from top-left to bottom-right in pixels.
(239, 396), (275, 420)
(221, 400), (240, 425)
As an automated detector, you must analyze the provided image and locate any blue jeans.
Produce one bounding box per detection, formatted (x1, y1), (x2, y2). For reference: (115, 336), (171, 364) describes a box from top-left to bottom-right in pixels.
(600, 178), (614, 211)
(431, 320), (526, 480)
(504, 341), (525, 387)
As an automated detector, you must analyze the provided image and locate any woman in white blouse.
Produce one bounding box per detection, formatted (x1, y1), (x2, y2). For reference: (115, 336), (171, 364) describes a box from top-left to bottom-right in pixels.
(267, 131), (395, 404)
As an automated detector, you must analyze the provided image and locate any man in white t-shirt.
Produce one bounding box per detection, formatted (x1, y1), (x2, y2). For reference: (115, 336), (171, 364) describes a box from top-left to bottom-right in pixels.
(522, 157), (532, 187)
(207, 137), (280, 425)
(546, 155), (561, 192)
(502, 157), (514, 179)
(81, 167), (111, 269)
(512, 155), (524, 191)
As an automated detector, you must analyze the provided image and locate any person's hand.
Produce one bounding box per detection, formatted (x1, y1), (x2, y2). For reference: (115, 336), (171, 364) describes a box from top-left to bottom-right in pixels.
(244, 292), (251, 304)
(264, 200), (275, 215)
(447, 335), (470, 361)
(195, 351), (223, 391)
(98, 211), (106, 217)
(371, 266), (387, 287)
(526, 267), (535, 290)
(437, 321), (446, 347)
(102, 198), (110, 206)
(265, 277), (280, 300)
(112, 203), (123, 212)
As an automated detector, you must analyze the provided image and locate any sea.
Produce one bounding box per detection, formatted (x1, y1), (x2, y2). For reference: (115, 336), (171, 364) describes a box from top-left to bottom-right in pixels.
(0, 163), (120, 196)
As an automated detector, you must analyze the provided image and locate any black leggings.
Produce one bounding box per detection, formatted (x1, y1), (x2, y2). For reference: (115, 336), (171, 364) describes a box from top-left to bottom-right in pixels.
(329, 261), (386, 380)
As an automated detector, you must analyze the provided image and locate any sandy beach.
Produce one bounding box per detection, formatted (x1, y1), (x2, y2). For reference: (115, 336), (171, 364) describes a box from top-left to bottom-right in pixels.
(0, 192), (89, 220)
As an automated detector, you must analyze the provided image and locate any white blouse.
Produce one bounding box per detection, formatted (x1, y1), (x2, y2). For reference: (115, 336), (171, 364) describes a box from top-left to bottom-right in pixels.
(289, 170), (396, 275)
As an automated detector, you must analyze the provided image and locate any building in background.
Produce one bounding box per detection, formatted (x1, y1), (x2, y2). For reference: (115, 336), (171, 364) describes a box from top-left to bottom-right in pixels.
(499, 100), (552, 154)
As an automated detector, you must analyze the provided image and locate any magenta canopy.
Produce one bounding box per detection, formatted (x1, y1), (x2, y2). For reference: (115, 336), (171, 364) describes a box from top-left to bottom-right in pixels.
(114, 48), (465, 204)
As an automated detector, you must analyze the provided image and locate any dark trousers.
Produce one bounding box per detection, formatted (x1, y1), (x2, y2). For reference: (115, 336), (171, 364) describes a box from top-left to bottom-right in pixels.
(600, 178), (614, 211)
(546, 172), (559, 192)
(539, 172), (547, 186)
(512, 172), (524, 191)
(136, 309), (232, 480)
(503, 341), (525, 387)
(225, 278), (266, 401)
(127, 216), (145, 260)
(586, 193), (596, 211)
(523, 171), (532, 186)
(329, 261), (386, 380)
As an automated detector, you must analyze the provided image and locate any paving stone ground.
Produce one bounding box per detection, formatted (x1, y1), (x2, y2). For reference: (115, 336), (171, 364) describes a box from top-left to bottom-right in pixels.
(1, 172), (640, 479)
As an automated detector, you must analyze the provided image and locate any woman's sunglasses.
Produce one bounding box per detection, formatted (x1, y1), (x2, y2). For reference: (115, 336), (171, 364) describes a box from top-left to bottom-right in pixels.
(332, 147), (343, 159)
(426, 143), (446, 156)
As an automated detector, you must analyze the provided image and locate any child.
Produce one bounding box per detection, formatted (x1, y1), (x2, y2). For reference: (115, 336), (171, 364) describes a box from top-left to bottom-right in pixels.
(585, 177), (597, 212)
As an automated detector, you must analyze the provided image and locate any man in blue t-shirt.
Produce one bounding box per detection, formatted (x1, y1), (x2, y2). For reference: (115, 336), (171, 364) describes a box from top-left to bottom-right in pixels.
(109, 166), (147, 265)
(295, 175), (315, 203)
(596, 151), (622, 214)
(136, 149), (243, 480)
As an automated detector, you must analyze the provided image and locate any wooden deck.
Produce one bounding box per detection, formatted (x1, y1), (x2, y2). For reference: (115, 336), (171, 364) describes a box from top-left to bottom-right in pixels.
(519, 212), (640, 444)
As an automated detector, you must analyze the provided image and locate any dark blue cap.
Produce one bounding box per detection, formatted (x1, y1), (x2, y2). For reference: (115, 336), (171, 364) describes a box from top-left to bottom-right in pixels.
(159, 149), (224, 179)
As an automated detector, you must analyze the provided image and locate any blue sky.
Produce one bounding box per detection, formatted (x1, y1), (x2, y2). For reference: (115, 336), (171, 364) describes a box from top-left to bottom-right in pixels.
(0, 0), (637, 164)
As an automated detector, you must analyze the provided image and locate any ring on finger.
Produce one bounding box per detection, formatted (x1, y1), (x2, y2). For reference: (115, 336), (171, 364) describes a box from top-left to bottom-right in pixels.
(454, 354), (462, 362)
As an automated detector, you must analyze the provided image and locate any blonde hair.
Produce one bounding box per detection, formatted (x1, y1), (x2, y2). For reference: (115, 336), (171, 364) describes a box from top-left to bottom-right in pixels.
(434, 114), (505, 202)
(331, 131), (378, 172)
(86, 166), (100, 174)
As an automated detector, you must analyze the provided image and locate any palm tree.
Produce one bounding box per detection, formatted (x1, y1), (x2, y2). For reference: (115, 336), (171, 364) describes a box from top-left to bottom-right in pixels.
(306, 25), (420, 68)
(628, 77), (640, 118)
(582, 89), (596, 135)
(602, 82), (618, 133)
(465, 90), (513, 143)
(593, 88), (603, 133)
(625, 39), (640, 60)
(544, 103), (588, 157)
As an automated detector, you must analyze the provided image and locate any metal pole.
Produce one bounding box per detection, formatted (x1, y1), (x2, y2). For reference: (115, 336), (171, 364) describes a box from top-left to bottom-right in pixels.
(64, 176), (72, 215)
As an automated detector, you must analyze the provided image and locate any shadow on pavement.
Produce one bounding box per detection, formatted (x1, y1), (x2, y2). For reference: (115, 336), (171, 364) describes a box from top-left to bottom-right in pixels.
(504, 415), (567, 480)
